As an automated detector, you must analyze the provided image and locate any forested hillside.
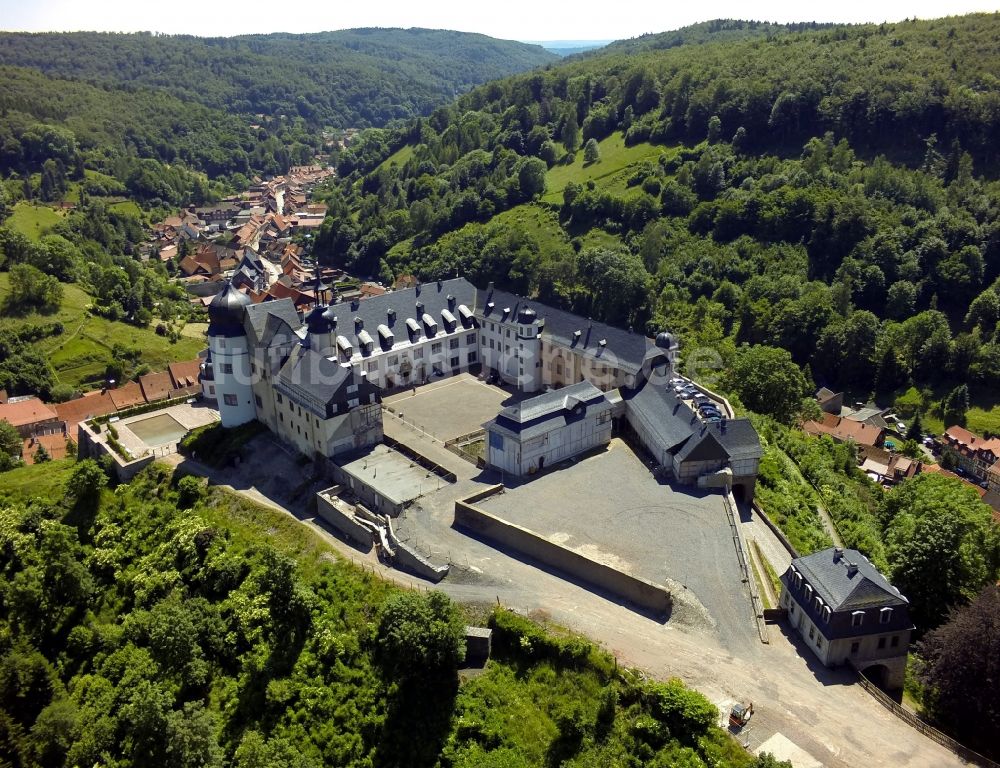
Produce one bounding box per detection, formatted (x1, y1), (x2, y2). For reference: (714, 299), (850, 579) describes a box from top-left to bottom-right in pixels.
(0, 29), (558, 129)
(0, 459), (782, 768)
(318, 13), (1000, 432)
(590, 18), (839, 56)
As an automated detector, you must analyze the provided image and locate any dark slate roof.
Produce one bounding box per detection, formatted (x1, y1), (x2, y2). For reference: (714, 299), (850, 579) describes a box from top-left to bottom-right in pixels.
(319, 278), (477, 355)
(488, 381), (611, 441)
(692, 419), (763, 462)
(675, 430), (730, 463)
(243, 298), (302, 345)
(207, 281), (251, 338)
(258, 313), (299, 350)
(623, 384), (701, 452)
(623, 380), (762, 465)
(476, 285), (650, 370)
(274, 345), (377, 419)
(792, 548), (907, 611)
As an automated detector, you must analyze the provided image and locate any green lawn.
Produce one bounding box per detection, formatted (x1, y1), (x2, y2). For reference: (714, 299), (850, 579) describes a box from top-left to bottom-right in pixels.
(6, 202), (63, 241)
(0, 273), (205, 389)
(108, 199), (143, 218)
(542, 133), (674, 203)
(376, 143), (415, 172)
(892, 385), (1000, 438)
(491, 203), (569, 255)
(966, 406), (1000, 437)
(0, 458), (76, 505)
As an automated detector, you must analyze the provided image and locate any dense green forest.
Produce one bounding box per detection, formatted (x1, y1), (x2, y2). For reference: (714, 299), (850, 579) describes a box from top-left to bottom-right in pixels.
(318, 13), (1000, 433)
(0, 458), (785, 768)
(0, 30), (557, 129)
(0, 64), (324, 204)
(589, 18), (840, 56)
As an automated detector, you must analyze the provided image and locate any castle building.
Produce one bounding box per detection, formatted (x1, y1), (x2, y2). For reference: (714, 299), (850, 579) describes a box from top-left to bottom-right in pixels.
(200, 277), (761, 495)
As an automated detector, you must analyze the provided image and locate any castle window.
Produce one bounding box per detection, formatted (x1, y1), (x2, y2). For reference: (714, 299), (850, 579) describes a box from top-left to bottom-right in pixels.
(221, 363), (233, 374)
(852, 611), (865, 627)
(880, 607), (893, 624)
(223, 394), (237, 406)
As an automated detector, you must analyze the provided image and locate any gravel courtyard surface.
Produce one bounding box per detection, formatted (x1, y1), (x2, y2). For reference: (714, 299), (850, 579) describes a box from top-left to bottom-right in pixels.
(383, 373), (512, 441)
(478, 438), (758, 653)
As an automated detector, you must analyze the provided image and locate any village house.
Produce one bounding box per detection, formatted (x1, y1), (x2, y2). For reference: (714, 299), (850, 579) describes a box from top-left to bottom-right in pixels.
(941, 425), (1000, 487)
(801, 413), (885, 450)
(0, 397), (62, 438)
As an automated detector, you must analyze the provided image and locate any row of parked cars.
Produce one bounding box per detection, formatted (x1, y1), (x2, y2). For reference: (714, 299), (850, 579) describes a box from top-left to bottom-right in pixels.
(670, 378), (725, 423)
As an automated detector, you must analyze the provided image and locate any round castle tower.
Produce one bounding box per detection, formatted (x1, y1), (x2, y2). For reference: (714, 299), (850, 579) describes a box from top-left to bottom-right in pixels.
(516, 306), (542, 392)
(207, 282), (255, 427)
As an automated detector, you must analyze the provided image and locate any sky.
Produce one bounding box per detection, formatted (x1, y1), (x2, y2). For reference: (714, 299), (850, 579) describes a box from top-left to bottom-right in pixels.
(1, 0), (997, 41)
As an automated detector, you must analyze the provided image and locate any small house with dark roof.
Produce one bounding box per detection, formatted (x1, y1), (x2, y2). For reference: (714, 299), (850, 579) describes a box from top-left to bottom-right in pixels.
(780, 547), (912, 690)
(485, 381), (614, 476)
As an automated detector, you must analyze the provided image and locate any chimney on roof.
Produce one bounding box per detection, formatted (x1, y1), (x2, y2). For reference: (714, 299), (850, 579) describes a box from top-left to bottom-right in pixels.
(415, 281), (421, 295)
(846, 561), (859, 577)
(833, 547), (844, 562)
(487, 281), (494, 295)
(416, 301), (424, 315)
(437, 279), (442, 289)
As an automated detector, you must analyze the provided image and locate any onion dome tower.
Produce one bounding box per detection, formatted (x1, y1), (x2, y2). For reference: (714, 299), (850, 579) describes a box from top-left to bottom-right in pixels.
(207, 281), (255, 427)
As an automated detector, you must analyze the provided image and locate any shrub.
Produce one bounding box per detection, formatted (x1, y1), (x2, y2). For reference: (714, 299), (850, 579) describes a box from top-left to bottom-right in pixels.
(176, 475), (203, 508)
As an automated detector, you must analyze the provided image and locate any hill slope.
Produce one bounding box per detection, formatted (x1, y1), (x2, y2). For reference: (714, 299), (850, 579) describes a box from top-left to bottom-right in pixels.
(0, 29), (558, 128)
(318, 12), (1000, 451)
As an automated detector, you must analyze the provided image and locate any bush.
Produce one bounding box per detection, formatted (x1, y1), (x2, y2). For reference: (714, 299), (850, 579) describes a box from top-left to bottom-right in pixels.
(178, 421), (265, 468)
(176, 475), (203, 508)
(489, 608), (593, 668)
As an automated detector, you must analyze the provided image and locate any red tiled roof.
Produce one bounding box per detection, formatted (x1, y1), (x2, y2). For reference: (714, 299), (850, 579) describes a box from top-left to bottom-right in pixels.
(802, 414), (884, 448)
(168, 359), (202, 389)
(109, 381), (146, 411)
(0, 397), (58, 428)
(139, 371), (173, 402)
(54, 390), (117, 435)
(360, 282), (387, 298)
(22, 432), (69, 464)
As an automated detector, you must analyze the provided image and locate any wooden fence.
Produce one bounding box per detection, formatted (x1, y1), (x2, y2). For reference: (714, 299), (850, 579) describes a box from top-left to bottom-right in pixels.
(856, 671), (1000, 768)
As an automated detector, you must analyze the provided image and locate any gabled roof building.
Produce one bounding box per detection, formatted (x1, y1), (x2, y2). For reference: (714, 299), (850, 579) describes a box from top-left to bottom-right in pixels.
(780, 547), (912, 690)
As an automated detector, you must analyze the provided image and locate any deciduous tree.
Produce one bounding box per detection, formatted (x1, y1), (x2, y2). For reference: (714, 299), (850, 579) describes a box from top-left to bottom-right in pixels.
(918, 584), (1000, 758)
